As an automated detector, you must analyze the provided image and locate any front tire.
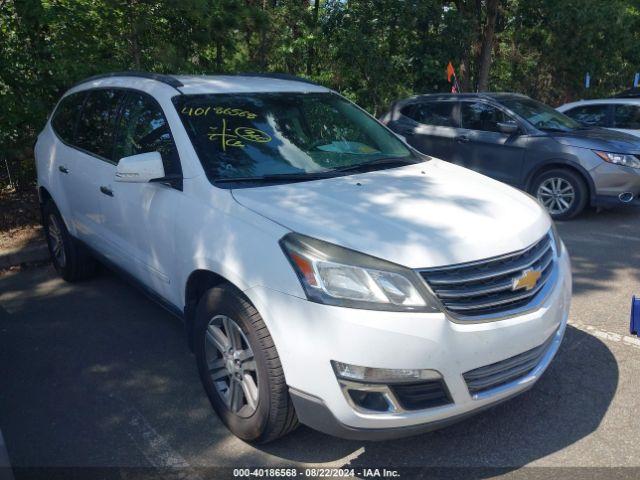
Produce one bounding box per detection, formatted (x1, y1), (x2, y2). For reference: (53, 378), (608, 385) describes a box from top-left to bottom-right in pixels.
(194, 285), (298, 443)
(43, 201), (97, 281)
(532, 169), (588, 220)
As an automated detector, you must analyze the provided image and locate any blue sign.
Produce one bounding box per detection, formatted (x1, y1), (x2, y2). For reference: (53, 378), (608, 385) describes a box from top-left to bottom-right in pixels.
(634, 73), (639, 88)
(585, 72), (590, 89)
(631, 296), (639, 337)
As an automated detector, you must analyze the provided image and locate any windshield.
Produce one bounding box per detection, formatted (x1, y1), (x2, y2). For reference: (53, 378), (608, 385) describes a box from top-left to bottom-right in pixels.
(500, 97), (582, 132)
(173, 92), (415, 183)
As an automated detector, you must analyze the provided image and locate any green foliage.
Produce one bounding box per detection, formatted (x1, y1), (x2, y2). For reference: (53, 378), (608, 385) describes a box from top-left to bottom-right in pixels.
(492, 0), (640, 103)
(1, 0), (639, 189)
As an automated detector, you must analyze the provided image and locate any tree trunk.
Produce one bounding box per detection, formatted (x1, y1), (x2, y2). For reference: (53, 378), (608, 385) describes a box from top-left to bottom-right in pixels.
(128, 0), (141, 70)
(306, 0), (320, 76)
(453, 0), (472, 91)
(476, 0), (499, 92)
(215, 40), (223, 72)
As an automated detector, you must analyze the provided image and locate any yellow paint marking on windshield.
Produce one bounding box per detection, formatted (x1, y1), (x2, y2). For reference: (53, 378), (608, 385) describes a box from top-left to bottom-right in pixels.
(180, 106), (258, 119)
(181, 106), (211, 116)
(213, 107), (257, 119)
(207, 119), (271, 151)
(235, 126), (271, 143)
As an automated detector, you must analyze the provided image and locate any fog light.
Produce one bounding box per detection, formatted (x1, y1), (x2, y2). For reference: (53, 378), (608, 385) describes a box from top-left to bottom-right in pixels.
(331, 360), (441, 383)
(348, 390), (391, 412)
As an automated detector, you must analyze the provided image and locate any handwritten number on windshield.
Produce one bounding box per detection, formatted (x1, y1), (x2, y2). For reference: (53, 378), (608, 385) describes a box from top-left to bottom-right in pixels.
(207, 119), (272, 151)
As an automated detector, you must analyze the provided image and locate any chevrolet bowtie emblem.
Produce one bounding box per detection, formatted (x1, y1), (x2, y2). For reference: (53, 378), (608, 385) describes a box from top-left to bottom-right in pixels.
(512, 268), (542, 291)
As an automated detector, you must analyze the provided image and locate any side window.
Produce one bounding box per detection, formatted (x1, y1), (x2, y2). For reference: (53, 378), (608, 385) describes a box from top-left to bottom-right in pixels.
(402, 102), (456, 127)
(75, 89), (125, 159)
(613, 104), (640, 129)
(460, 102), (510, 133)
(399, 104), (416, 120)
(51, 92), (86, 144)
(564, 104), (609, 127)
(114, 93), (181, 176)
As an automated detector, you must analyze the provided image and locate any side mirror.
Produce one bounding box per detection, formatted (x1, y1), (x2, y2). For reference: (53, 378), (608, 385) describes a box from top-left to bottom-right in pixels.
(497, 121), (519, 135)
(115, 152), (165, 183)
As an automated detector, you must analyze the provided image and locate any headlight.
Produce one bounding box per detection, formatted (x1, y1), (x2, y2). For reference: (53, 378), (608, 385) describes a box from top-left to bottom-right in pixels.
(594, 150), (640, 169)
(280, 233), (439, 312)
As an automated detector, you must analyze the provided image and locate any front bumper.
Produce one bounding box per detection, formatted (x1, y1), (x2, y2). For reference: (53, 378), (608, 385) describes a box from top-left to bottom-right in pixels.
(590, 161), (640, 206)
(244, 245), (572, 439)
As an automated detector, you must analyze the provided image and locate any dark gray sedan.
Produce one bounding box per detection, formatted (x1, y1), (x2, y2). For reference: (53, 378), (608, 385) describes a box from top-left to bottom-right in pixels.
(380, 93), (640, 219)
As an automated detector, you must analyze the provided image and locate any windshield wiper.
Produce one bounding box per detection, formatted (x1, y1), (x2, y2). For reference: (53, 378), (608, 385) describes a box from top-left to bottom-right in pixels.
(213, 172), (332, 184)
(213, 157), (418, 185)
(538, 126), (571, 133)
(329, 156), (417, 174)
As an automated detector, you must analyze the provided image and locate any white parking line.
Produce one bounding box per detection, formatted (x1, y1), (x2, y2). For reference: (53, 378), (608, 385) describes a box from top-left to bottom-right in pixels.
(570, 322), (640, 351)
(118, 400), (203, 480)
(561, 231), (640, 243)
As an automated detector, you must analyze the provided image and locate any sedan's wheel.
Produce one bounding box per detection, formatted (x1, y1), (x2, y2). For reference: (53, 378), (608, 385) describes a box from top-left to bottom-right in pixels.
(532, 169), (588, 220)
(194, 285), (298, 443)
(205, 315), (259, 418)
(42, 201), (97, 281)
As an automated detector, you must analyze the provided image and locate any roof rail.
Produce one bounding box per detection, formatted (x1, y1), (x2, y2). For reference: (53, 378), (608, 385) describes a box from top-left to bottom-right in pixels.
(234, 72), (320, 86)
(72, 71), (184, 90)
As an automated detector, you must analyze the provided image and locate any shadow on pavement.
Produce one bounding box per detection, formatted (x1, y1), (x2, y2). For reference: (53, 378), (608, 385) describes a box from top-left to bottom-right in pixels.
(0, 266), (619, 475)
(557, 206), (640, 296)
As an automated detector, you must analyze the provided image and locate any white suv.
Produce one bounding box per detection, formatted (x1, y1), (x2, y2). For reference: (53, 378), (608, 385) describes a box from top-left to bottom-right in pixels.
(35, 72), (572, 442)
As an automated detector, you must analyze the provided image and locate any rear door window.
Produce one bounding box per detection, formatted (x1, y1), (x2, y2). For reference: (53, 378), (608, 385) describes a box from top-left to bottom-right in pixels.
(75, 89), (125, 160)
(114, 92), (182, 175)
(563, 104), (610, 127)
(51, 92), (86, 144)
(460, 102), (510, 133)
(613, 104), (640, 129)
(402, 102), (456, 127)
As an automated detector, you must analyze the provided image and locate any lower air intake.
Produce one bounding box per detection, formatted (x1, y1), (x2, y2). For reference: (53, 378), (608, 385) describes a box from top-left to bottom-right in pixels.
(463, 332), (556, 395)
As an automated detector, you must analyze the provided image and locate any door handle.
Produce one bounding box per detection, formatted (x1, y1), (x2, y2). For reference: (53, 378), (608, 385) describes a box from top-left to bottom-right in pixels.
(58, 165), (69, 174)
(455, 136), (470, 143)
(100, 186), (113, 197)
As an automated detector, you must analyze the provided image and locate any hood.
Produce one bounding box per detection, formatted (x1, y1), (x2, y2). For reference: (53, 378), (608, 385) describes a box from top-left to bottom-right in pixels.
(232, 160), (551, 269)
(550, 127), (640, 153)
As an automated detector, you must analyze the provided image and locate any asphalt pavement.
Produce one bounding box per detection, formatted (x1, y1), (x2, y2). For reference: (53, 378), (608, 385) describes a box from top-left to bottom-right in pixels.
(1, 207), (639, 479)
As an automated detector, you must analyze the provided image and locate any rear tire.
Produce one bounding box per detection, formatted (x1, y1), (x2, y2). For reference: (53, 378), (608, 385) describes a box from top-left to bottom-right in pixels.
(531, 169), (588, 220)
(43, 201), (97, 281)
(194, 285), (298, 443)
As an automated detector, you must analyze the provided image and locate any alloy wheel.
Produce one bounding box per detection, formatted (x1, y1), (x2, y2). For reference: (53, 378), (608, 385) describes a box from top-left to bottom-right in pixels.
(47, 214), (67, 268)
(537, 177), (575, 215)
(205, 315), (259, 418)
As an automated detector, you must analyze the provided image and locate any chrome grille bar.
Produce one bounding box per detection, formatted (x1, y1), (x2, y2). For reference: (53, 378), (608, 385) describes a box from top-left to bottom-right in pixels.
(426, 237), (552, 285)
(436, 252), (554, 299)
(419, 233), (556, 318)
(444, 260), (553, 311)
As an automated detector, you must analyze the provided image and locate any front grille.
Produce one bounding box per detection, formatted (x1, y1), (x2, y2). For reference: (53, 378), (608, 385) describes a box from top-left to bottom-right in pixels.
(463, 332), (556, 395)
(390, 380), (452, 410)
(419, 233), (555, 318)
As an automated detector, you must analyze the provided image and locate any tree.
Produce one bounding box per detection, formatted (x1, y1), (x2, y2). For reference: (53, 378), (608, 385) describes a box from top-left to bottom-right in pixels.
(2, 0), (640, 190)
